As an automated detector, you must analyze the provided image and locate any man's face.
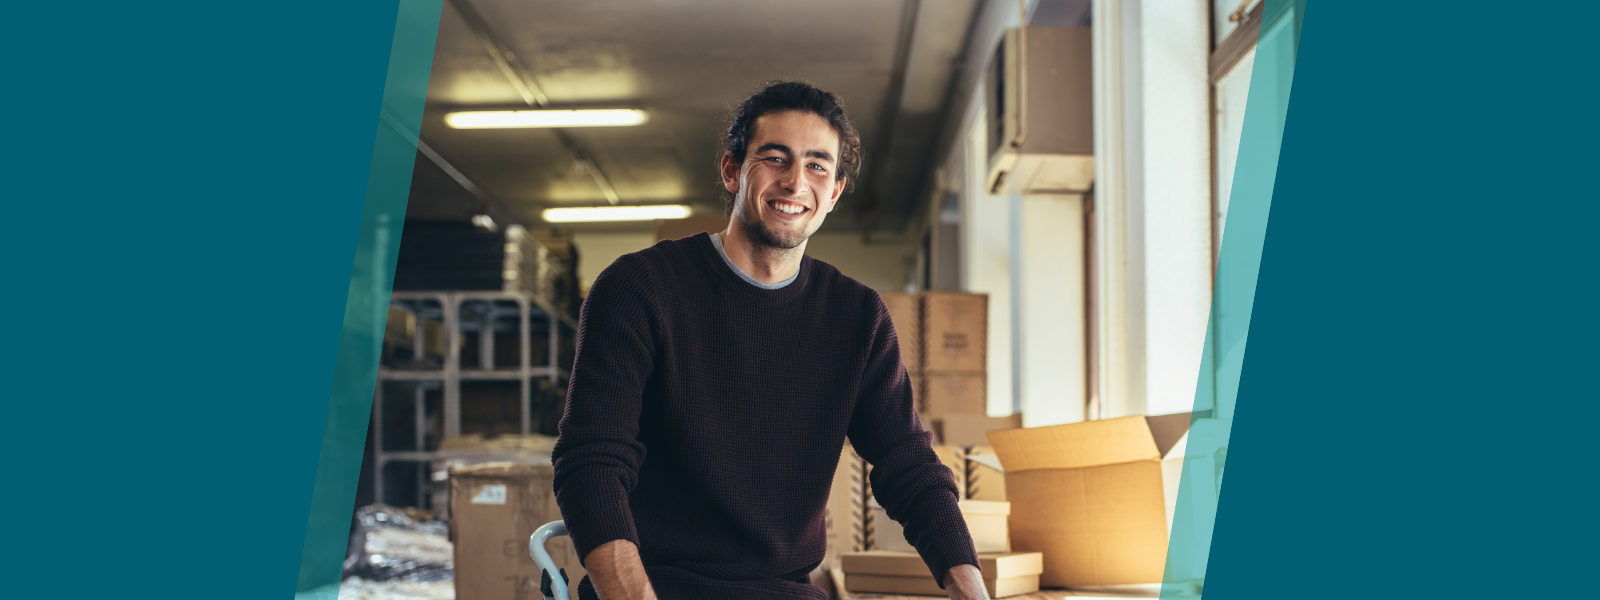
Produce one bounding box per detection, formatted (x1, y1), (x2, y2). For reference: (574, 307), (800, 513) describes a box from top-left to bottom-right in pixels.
(721, 110), (845, 250)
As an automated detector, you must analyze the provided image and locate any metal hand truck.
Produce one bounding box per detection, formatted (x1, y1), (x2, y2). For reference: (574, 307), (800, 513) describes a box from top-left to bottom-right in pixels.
(529, 521), (572, 600)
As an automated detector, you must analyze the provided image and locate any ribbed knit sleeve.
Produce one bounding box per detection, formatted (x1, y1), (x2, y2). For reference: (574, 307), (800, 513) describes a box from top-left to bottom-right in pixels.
(552, 253), (657, 563)
(847, 296), (979, 588)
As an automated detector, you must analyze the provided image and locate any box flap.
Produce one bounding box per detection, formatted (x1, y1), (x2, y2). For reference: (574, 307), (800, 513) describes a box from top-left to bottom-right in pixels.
(986, 416), (1160, 471)
(967, 452), (1004, 472)
(1144, 412), (1192, 458)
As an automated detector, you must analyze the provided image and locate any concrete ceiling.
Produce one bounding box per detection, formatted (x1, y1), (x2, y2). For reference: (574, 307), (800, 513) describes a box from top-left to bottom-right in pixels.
(407, 0), (983, 233)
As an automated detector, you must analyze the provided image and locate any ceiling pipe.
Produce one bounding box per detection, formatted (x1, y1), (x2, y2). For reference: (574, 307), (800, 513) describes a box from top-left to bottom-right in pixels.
(447, 0), (623, 206)
(854, 0), (923, 232)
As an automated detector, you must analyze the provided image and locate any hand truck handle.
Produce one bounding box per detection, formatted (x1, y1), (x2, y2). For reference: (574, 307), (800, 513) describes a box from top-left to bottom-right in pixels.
(529, 520), (570, 600)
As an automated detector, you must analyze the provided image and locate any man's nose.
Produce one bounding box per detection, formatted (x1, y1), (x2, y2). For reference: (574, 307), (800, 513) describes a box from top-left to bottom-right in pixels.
(780, 160), (809, 195)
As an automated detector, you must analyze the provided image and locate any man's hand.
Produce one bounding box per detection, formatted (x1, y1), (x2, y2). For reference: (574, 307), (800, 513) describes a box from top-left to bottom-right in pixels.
(943, 564), (989, 600)
(585, 539), (659, 600)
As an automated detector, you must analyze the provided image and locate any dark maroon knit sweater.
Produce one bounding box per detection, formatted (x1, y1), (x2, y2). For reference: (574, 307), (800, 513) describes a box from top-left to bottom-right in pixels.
(551, 233), (977, 600)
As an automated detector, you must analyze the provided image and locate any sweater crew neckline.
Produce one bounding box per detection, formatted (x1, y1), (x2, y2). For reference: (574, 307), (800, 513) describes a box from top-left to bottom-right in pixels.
(693, 232), (811, 304)
(709, 232), (797, 290)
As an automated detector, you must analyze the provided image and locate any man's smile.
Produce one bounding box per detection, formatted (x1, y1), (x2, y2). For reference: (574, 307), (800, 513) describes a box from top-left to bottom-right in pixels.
(766, 199), (810, 218)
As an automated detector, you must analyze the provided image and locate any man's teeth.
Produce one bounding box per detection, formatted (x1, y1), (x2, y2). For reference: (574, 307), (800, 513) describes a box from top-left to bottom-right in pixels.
(774, 202), (805, 215)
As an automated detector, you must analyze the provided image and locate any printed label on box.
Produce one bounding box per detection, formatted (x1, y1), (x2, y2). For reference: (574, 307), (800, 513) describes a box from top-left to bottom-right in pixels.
(471, 484), (507, 505)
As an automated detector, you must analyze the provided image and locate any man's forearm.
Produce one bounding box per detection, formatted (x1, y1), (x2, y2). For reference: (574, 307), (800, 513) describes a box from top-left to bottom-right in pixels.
(944, 564), (988, 600)
(585, 539), (658, 600)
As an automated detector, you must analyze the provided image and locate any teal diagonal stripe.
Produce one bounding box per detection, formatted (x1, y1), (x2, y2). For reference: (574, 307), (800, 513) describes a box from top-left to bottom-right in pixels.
(296, 0), (442, 594)
(1161, 1), (1304, 596)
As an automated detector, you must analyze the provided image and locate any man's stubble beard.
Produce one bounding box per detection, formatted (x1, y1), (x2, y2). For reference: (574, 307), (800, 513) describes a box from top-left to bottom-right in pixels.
(734, 196), (811, 253)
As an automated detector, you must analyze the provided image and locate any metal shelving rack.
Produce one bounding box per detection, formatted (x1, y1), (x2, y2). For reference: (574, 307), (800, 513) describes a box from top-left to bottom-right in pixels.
(373, 290), (577, 507)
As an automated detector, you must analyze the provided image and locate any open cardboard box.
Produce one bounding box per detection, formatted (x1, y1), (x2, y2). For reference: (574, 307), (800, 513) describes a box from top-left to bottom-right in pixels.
(985, 413), (1193, 587)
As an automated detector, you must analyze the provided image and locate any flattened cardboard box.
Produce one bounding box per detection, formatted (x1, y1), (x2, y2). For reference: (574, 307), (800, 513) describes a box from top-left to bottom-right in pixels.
(870, 499), (1010, 554)
(986, 414), (1190, 587)
(922, 292), (987, 373)
(881, 292), (923, 372)
(450, 462), (584, 600)
(842, 550), (1042, 598)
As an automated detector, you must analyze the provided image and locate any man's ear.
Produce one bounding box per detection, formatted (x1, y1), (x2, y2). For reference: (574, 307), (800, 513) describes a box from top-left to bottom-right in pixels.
(720, 151), (741, 194)
(826, 177), (846, 212)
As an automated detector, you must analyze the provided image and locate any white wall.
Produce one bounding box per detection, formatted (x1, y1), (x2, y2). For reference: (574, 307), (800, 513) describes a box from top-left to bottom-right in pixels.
(803, 233), (916, 294)
(960, 112), (1017, 417)
(1137, 0), (1213, 416)
(1018, 194), (1088, 426)
(572, 232), (655, 291)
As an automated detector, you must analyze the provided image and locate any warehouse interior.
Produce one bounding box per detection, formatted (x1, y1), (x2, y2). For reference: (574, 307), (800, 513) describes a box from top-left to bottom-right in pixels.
(344, 0), (1292, 599)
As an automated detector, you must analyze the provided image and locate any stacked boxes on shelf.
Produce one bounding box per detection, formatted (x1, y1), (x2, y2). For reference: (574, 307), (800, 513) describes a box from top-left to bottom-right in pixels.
(373, 291), (576, 512)
(393, 221), (579, 320)
(383, 305), (446, 369)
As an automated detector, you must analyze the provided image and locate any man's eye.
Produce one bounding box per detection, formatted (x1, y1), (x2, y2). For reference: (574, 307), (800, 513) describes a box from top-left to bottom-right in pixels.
(765, 157), (785, 164)
(808, 164), (827, 171)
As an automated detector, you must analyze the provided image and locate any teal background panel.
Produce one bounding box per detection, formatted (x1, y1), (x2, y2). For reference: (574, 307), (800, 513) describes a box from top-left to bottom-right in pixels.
(0, 1), (433, 599)
(297, 0), (442, 595)
(1201, 1), (1597, 599)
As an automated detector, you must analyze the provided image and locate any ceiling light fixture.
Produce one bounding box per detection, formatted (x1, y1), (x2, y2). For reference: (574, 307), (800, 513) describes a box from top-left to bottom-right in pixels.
(542, 205), (691, 223)
(444, 109), (649, 129)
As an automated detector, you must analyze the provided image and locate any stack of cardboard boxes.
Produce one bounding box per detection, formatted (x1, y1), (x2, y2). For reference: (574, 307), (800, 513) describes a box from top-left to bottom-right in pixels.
(883, 291), (1023, 448)
(880, 292), (987, 430)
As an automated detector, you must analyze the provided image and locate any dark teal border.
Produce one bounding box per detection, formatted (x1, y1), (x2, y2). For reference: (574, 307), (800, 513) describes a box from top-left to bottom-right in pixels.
(1200, 2), (1596, 598)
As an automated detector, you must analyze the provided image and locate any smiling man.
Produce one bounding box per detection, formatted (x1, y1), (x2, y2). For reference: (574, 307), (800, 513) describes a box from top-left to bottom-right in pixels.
(552, 81), (987, 600)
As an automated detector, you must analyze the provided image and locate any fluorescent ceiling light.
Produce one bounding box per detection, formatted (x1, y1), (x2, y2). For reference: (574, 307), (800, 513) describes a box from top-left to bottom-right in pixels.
(542, 205), (691, 223)
(445, 109), (649, 129)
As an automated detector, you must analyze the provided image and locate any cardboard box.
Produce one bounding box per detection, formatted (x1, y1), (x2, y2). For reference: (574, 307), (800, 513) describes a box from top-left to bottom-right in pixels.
(881, 292), (923, 372)
(922, 292), (987, 372)
(842, 551), (1042, 598)
(450, 462), (584, 600)
(933, 414), (1022, 446)
(986, 414), (1191, 587)
(923, 371), (987, 418)
(870, 499), (1010, 554)
(964, 446), (1007, 501)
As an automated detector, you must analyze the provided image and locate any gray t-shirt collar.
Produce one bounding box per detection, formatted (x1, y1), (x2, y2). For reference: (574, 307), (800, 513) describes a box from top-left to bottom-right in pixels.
(709, 232), (798, 290)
